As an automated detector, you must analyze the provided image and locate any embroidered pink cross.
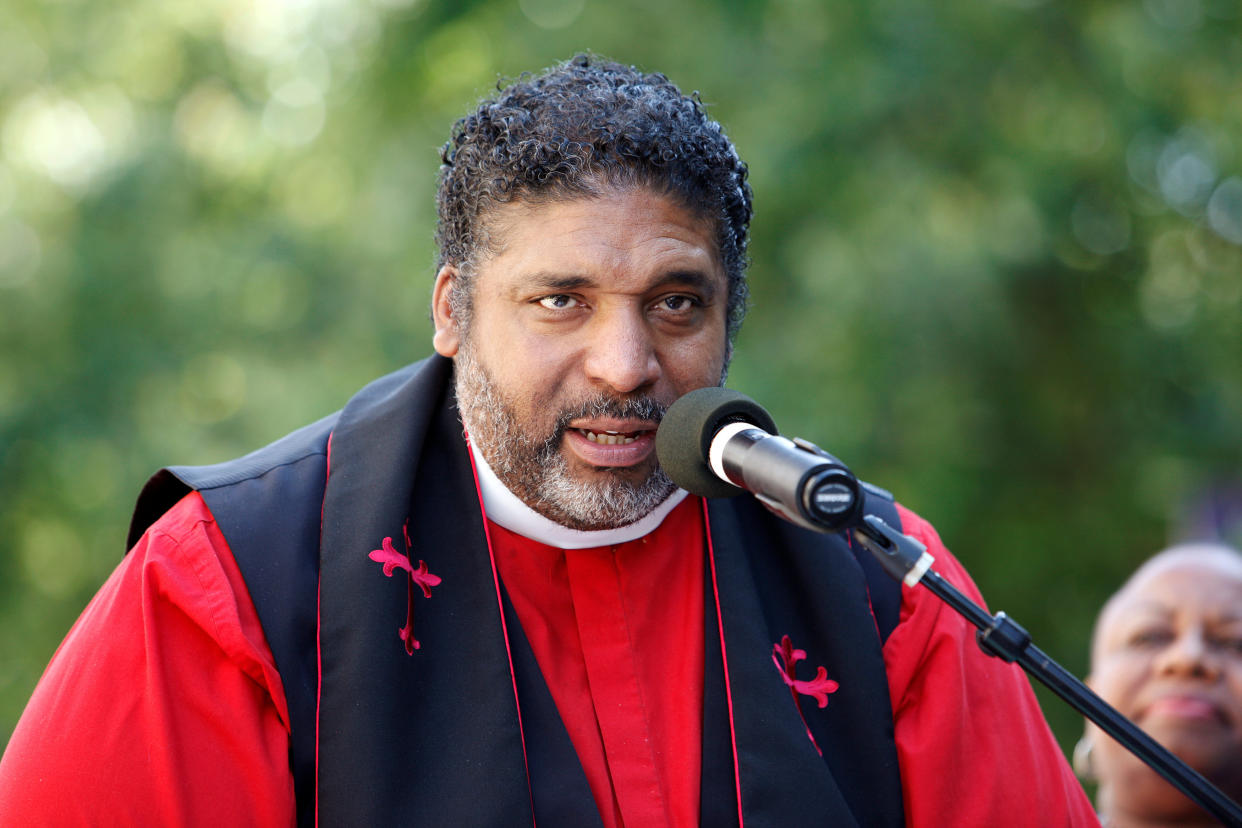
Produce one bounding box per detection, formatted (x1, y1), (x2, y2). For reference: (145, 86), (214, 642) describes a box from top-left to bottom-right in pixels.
(772, 634), (840, 756)
(368, 523), (441, 654)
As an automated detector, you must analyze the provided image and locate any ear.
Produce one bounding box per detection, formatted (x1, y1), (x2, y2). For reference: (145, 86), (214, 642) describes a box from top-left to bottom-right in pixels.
(431, 265), (462, 357)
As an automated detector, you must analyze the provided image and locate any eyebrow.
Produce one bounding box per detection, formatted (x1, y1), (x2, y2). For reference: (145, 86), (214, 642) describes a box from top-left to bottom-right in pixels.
(658, 269), (720, 300)
(520, 273), (593, 293)
(515, 269), (720, 300)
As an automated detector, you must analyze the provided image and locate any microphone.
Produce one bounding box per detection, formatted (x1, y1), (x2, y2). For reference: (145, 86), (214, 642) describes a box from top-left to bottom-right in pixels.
(656, 387), (865, 532)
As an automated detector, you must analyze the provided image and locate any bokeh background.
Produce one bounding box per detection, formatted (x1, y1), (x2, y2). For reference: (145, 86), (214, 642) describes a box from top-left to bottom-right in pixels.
(3, 0), (1241, 769)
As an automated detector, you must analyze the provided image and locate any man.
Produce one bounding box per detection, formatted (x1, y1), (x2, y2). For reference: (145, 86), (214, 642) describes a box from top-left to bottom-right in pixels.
(0, 55), (1097, 826)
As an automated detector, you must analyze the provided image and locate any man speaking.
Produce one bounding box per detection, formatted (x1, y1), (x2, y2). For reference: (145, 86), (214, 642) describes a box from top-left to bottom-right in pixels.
(0, 55), (1097, 826)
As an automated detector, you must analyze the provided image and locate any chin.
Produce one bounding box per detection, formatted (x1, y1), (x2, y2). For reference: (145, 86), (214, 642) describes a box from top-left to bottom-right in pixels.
(1160, 735), (1242, 783)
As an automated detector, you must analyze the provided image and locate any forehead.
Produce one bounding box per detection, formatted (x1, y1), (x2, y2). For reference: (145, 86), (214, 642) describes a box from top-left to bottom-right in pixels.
(477, 188), (723, 289)
(1095, 555), (1242, 644)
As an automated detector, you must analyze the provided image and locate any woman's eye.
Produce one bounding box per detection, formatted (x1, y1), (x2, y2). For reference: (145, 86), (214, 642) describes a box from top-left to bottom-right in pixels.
(1211, 633), (1242, 654)
(1127, 628), (1173, 648)
(538, 295), (579, 310)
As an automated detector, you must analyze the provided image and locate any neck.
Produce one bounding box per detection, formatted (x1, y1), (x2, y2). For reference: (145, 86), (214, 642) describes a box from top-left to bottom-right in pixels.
(468, 438), (688, 549)
(1099, 787), (1230, 828)
(1104, 812), (1223, 828)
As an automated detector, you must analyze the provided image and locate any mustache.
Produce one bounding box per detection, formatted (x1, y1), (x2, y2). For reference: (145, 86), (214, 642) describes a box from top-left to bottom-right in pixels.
(559, 394), (667, 425)
(539, 394), (668, 451)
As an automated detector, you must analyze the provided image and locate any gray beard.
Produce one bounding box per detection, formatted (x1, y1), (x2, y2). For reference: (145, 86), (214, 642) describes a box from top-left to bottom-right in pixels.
(452, 346), (677, 531)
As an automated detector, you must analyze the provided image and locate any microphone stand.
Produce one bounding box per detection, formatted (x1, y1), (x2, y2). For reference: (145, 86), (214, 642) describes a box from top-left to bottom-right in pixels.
(852, 514), (1242, 828)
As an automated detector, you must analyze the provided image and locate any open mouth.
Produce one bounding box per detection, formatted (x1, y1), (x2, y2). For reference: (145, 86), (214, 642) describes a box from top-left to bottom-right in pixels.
(577, 428), (652, 446)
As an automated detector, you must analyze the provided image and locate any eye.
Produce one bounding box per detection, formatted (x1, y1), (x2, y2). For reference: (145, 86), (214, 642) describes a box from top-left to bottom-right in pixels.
(1210, 633), (1242, 654)
(1126, 628), (1173, 648)
(537, 294), (580, 310)
(655, 294), (698, 312)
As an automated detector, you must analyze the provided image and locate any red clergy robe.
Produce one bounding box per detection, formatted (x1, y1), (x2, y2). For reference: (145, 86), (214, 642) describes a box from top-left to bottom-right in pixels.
(488, 497), (706, 828)
(1, 357), (1096, 825)
(0, 491), (1099, 826)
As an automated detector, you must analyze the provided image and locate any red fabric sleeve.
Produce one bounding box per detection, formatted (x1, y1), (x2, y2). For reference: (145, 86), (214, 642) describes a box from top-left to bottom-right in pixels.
(883, 504), (1099, 827)
(0, 492), (296, 827)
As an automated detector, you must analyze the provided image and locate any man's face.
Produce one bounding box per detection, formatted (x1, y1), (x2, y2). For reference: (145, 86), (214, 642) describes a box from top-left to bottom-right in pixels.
(431, 186), (730, 530)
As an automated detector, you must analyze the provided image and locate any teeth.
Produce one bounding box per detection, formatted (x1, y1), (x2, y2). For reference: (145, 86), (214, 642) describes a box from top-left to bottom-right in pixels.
(584, 429), (638, 445)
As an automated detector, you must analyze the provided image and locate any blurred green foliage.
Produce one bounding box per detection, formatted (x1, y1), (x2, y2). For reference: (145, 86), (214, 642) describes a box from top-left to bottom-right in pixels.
(2, 0), (1241, 764)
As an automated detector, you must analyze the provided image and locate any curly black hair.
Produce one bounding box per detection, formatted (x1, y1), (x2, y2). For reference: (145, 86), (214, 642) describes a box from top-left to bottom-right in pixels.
(436, 54), (753, 343)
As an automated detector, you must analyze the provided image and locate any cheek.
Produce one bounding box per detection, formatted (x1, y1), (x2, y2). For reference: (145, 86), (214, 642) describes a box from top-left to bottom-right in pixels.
(664, 335), (727, 387)
(515, 338), (582, 404)
(1090, 657), (1149, 709)
(472, 314), (569, 386)
(1228, 664), (1242, 698)
(488, 343), (581, 418)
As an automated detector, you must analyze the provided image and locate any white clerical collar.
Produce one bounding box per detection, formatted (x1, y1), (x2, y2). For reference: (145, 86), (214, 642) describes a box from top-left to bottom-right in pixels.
(469, 439), (689, 549)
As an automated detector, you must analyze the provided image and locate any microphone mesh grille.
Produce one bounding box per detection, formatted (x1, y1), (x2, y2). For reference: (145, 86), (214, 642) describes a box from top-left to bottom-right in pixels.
(655, 387), (778, 498)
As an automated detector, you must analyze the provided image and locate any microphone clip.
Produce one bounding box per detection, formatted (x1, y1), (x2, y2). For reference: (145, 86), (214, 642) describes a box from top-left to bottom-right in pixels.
(852, 515), (936, 587)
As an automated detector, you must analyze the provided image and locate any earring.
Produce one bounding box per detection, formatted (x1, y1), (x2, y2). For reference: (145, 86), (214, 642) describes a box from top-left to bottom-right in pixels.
(1073, 736), (1096, 780)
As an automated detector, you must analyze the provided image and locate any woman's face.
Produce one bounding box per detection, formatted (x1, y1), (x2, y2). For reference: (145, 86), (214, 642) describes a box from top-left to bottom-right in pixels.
(1088, 546), (1242, 822)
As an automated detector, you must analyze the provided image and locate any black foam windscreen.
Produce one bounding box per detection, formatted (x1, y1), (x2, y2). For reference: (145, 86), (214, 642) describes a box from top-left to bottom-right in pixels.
(656, 387), (779, 498)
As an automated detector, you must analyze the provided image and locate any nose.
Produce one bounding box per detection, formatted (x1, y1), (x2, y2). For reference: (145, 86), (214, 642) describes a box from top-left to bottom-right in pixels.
(1154, 628), (1220, 680)
(582, 308), (661, 394)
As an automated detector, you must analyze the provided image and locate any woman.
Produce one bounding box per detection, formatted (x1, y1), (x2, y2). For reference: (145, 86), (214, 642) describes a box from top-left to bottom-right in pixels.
(1077, 543), (1242, 826)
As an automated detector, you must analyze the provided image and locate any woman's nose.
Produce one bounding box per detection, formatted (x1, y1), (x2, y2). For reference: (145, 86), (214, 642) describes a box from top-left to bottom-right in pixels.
(1154, 628), (1220, 680)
